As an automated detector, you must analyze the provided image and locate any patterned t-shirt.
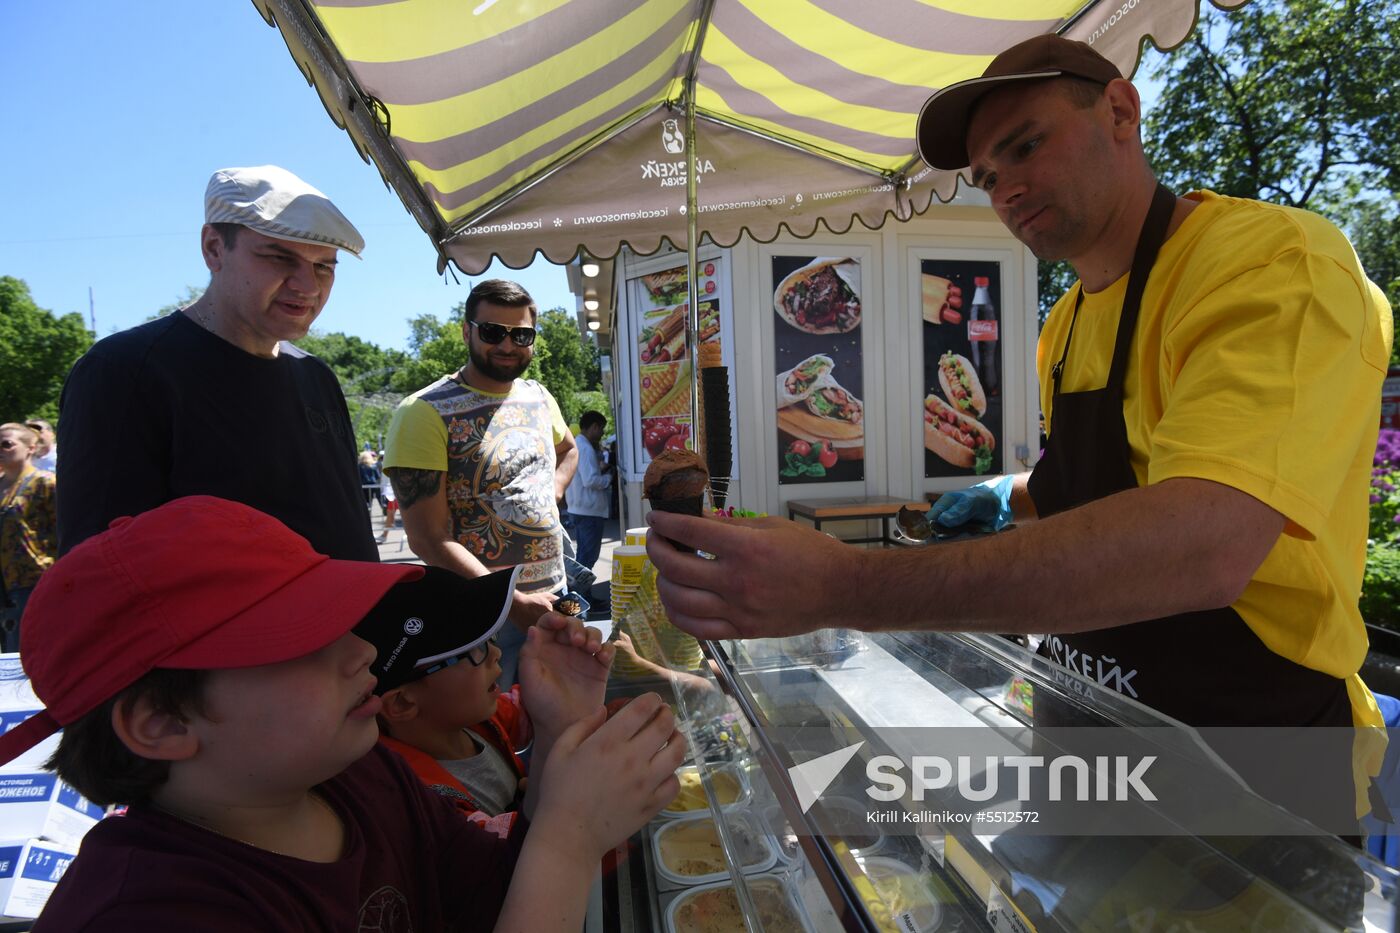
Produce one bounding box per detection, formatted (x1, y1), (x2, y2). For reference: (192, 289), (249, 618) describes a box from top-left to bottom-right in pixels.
(386, 375), (568, 593)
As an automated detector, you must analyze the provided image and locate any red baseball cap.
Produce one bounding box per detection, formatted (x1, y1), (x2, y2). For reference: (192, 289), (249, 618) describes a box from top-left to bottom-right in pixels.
(917, 34), (1123, 170)
(0, 496), (424, 766)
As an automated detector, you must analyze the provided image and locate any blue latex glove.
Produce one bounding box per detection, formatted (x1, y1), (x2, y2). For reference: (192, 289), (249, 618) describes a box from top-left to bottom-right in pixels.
(926, 475), (1015, 532)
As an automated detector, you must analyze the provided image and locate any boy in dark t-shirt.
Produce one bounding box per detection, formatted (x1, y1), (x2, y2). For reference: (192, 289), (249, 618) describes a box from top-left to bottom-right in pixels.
(2, 497), (684, 932)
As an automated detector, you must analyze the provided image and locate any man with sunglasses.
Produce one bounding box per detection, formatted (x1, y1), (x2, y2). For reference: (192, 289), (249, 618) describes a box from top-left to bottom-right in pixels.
(385, 279), (579, 687)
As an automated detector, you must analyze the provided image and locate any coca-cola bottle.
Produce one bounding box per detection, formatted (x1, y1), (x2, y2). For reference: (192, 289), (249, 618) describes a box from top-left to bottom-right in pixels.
(968, 276), (999, 396)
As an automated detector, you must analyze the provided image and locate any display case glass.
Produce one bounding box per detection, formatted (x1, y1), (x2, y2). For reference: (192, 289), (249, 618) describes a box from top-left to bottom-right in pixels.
(594, 630), (1399, 932)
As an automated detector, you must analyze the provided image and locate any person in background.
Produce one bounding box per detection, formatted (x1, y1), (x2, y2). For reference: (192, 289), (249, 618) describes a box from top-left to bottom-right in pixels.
(385, 279), (579, 687)
(564, 410), (612, 577)
(357, 450), (379, 511)
(378, 456), (399, 545)
(0, 423), (56, 653)
(6, 496), (683, 932)
(645, 35), (1392, 838)
(25, 420), (56, 473)
(56, 165), (377, 561)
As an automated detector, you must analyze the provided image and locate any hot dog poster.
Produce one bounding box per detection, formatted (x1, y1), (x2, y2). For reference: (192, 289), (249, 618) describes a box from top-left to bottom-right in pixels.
(772, 256), (865, 485)
(921, 258), (1004, 477)
(633, 260), (723, 464)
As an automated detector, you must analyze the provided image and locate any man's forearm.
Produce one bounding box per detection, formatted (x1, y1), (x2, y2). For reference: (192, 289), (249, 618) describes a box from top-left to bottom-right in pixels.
(1007, 471), (1038, 524)
(389, 465), (495, 577)
(411, 534), (494, 578)
(855, 478), (1280, 636)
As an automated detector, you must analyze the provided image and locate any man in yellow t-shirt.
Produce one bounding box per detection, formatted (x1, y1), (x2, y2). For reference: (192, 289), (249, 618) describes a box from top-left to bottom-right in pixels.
(641, 36), (1392, 836)
(385, 279), (578, 686)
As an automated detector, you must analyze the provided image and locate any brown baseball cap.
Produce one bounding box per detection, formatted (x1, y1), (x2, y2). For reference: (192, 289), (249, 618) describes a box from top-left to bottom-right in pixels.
(917, 35), (1122, 171)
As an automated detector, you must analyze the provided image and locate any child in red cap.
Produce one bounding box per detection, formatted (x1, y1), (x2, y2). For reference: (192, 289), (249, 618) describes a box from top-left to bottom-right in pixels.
(4, 496), (684, 931)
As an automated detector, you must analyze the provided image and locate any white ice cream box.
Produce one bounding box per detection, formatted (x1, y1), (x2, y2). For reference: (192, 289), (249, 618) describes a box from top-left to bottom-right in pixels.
(0, 655), (38, 711)
(0, 837), (77, 920)
(0, 773), (101, 848)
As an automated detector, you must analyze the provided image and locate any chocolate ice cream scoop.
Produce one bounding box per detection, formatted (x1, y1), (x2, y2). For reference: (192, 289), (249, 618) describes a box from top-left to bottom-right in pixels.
(644, 449), (709, 549)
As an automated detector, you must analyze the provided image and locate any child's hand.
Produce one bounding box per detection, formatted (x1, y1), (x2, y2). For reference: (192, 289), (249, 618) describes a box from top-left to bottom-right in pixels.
(519, 616), (615, 739)
(612, 630), (638, 660)
(532, 694), (686, 859)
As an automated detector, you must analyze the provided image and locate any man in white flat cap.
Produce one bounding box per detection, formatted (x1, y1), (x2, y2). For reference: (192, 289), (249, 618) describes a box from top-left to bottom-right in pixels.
(56, 165), (379, 561)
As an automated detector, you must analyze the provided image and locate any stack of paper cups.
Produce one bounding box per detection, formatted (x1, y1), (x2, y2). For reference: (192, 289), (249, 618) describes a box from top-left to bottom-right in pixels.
(624, 527), (649, 547)
(610, 545), (648, 620)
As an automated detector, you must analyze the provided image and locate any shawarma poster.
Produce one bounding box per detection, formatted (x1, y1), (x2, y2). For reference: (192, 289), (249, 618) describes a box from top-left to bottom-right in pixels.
(771, 255), (865, 485)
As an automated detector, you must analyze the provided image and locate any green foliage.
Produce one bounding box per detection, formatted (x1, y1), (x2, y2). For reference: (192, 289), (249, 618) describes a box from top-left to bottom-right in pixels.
(1036, 260), (1076, 326)
(571, 389), (613, 435)
(1140, 0), (1400, 356)
(294, 330), (412, 452)
(0, 276), (94, 423)
(534, 308), (602, 426)
(1363, 546), (1400, 631)
(146, 286), (206, 323)
(294, 331), (409, 394)
(392, 304), (473, 395)
(1144, 0), (1398, 208)
(1366, 430), (1400, 629)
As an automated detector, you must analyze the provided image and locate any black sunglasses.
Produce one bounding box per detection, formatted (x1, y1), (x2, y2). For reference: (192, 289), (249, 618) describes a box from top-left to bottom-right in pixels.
(419, 637), (496, 677)
(470, 320), (536, 347)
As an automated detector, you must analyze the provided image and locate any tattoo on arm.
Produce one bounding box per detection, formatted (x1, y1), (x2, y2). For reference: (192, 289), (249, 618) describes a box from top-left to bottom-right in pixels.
(386, 467), (442, 509)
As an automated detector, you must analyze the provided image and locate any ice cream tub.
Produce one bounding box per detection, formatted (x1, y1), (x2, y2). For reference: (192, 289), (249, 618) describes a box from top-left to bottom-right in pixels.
(810, 795), (885, 856)
(761, 804), (802, 865)
(664, 873), (813, 933)
(652, 812), (777, 887)
(624, 526), (650, 546)
(854, 856), (943, 933)
(660, 764), (750, 818)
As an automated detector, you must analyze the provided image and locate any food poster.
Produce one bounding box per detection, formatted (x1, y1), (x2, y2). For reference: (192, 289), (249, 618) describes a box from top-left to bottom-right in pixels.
(771, 256), (865, 485)
(634, 260), (723, 463)
(920, 259), (1004, 477)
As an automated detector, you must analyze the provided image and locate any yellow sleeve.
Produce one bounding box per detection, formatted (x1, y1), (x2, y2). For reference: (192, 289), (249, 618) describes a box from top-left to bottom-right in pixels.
(542, 388), (568, 445)
(1148, 250), (1388, 539)
(384, 397), (448, 472)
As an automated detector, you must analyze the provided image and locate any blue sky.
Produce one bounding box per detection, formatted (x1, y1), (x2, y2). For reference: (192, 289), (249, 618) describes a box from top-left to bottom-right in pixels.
(0, 2), (576, 352)
(1, 4), (1167, 353)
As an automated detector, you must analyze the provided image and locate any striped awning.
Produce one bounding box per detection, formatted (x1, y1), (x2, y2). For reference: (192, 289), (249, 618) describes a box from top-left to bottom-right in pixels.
(251, 0), (1246, 274)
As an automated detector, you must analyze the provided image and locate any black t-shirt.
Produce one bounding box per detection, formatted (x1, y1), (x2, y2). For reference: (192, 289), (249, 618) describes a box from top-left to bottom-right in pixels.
(31, 745), (526, 932)
(57, 312), (377, 560)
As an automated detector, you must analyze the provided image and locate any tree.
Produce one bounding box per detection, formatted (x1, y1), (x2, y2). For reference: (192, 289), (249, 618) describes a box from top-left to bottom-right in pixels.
(534, 308), (602, 426)
(294, 331), (408, 395)
(1037, 261), (1076, 325)
(0, 277), (93, 423)
(1142, 0), (1400, 354)
(294, 330), (411, 452)
(146, 286), (205, 322)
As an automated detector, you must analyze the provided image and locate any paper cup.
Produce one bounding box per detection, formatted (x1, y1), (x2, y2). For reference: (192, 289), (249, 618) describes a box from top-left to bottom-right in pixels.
(611, 545), (648, 590)
(624, 526), (650, 546)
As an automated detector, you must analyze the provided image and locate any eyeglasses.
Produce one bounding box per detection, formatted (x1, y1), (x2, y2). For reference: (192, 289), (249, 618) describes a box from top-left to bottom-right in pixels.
(470, 320), (536, 347)
(419, 637), (496, 677)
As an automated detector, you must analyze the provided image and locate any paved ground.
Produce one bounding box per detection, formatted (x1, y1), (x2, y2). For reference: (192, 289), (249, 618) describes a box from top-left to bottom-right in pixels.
(369, 502), (622, 617)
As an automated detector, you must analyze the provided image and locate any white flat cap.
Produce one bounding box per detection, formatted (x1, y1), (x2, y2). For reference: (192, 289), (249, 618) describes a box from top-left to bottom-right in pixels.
(204, 165), (364, 256)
